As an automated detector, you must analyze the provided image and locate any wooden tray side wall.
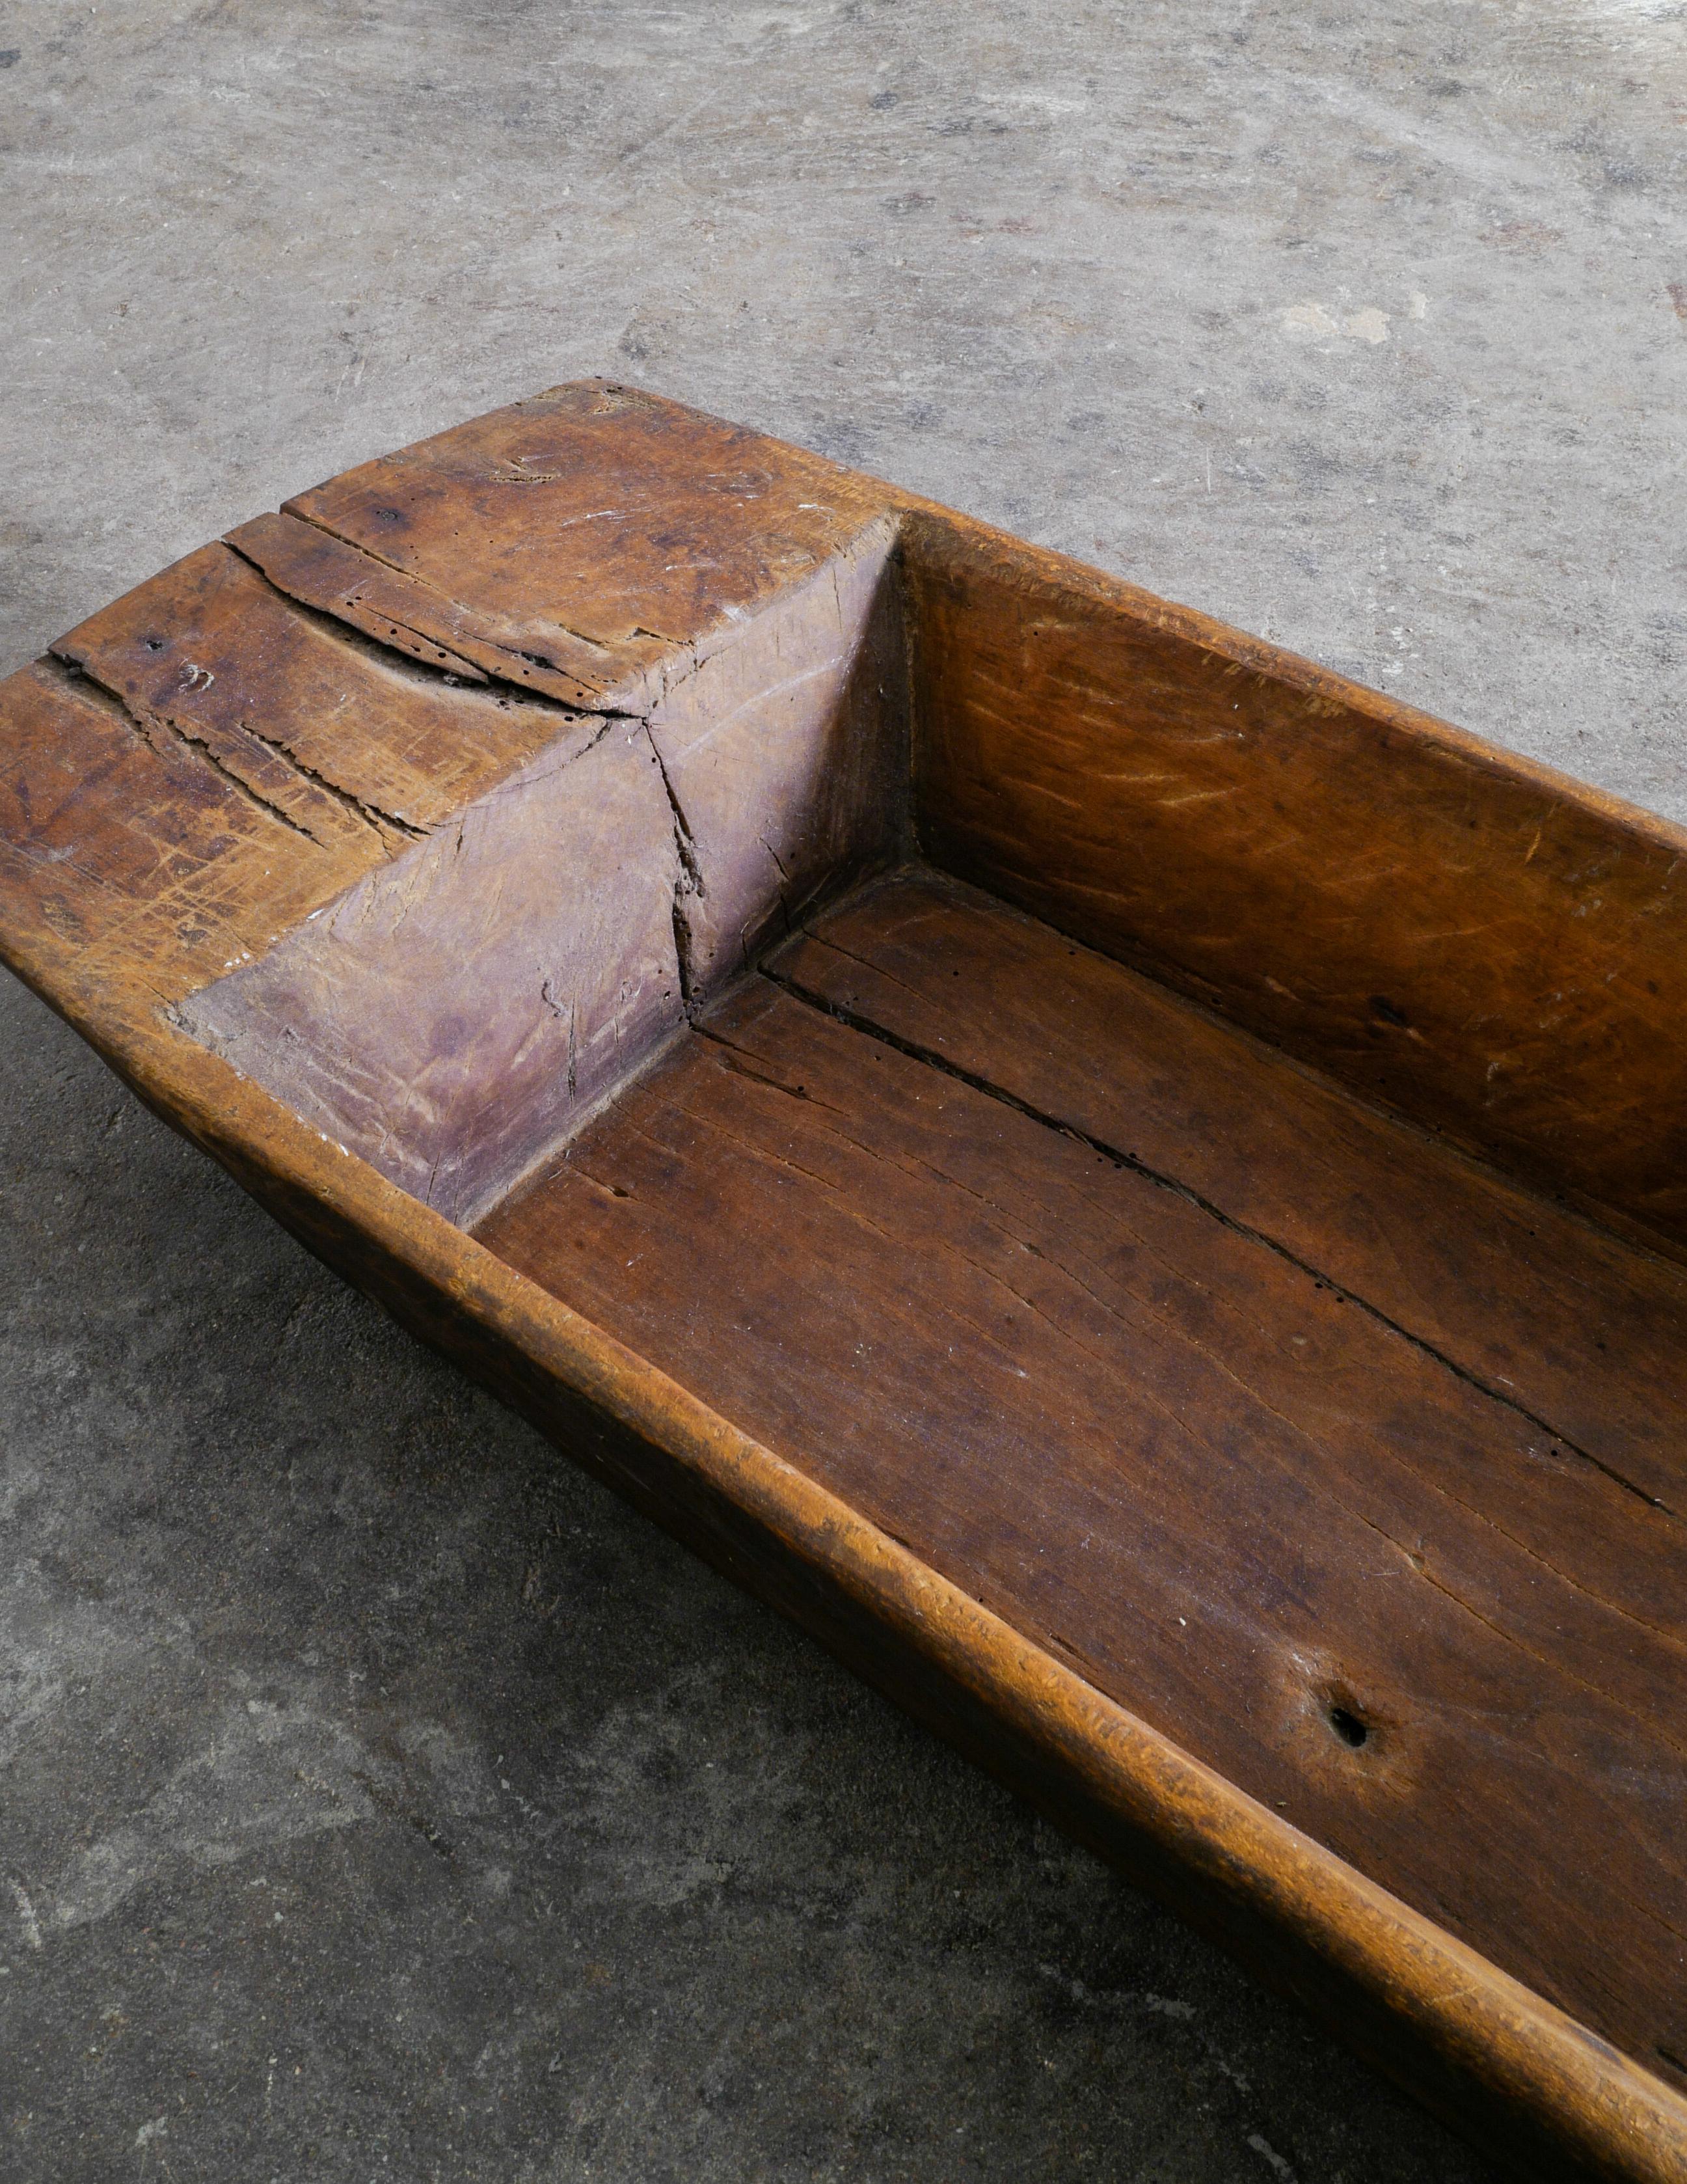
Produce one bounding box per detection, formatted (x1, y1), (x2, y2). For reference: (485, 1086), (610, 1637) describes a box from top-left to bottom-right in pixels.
(29, 970), (1687, 2184)
(905, 508), (1687, 1253)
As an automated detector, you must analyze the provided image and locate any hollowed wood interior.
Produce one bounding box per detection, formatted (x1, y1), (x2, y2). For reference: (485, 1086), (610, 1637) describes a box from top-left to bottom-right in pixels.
(106, 438), (1686, 2107)
(468, 513), (1686, 2091)
(474, 865), (1687, 2085)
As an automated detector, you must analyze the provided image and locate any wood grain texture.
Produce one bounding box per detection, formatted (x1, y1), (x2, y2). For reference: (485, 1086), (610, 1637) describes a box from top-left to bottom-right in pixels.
(4, 384), (1687, 2180)
(53, 539), (567, 845)
(774, 870), (1687, 1521)
(174, 515), (906, 1222)
(906, 508), (1687, 1251)
(0, 657), (381, 1013)
(15, 927), (1675, 2184)
(278, 380), (902, 712)
(477, 877), (1687, 2086)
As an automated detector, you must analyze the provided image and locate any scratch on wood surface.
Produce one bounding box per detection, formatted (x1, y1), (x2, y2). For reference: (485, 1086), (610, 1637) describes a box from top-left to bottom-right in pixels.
(50, 655), (336, 850)
(236, 720), (427, 847)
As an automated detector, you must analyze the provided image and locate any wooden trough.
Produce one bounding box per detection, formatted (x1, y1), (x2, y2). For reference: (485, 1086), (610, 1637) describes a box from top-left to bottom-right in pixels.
(3, 383), (1684, 2181)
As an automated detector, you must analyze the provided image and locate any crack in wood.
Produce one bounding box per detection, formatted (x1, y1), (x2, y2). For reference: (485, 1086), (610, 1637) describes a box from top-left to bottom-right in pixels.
(644, 726), (706, 1014)
(49, 655), (335, 851)
(231, 719), (427, 847)
(762, 961), (1680, 1526)
(272, 505), (651, 712)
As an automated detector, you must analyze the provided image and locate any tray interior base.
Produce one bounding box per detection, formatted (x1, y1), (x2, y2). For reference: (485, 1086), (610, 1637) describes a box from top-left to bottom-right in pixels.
(472, 864), (1687, 2084)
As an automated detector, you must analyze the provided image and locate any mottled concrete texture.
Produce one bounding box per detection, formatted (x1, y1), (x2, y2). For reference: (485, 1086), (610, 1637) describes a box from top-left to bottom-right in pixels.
(3, 1), (1683, 2177)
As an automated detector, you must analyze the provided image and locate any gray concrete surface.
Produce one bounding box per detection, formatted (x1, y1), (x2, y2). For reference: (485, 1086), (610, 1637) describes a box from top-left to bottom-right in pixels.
(3, 1), (1683, 2176)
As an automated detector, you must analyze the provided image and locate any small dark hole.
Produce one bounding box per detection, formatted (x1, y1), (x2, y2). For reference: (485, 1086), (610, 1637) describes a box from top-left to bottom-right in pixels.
(144, 637), (165, 652)
(1329, 1704), (1370, 1748)
(1369, 995), (1409, 1027)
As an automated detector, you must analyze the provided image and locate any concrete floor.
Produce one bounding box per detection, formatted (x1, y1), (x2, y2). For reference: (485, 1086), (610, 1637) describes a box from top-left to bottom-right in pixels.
(1, 1), (1682, 2176)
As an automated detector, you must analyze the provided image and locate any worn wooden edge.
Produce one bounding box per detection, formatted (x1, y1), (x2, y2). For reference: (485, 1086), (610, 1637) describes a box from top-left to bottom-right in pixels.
(3, 905), (1684, 2184)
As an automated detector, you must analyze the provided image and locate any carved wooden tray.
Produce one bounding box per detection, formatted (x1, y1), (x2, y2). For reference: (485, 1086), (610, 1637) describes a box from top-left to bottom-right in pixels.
(4, 385), (1685, 2183)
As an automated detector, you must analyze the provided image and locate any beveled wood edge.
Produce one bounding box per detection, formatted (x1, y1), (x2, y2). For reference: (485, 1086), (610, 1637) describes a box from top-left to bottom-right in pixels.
(3, 903), (1682, 2184)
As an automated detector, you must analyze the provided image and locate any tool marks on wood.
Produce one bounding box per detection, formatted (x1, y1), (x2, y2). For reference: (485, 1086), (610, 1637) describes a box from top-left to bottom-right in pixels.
(178, 715), (687, 1224)
(279, 380), (902, 709)
(641, 516), (909, 1001)
(51, 541), (569, 841)
(905, 508), (1687, 1253)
